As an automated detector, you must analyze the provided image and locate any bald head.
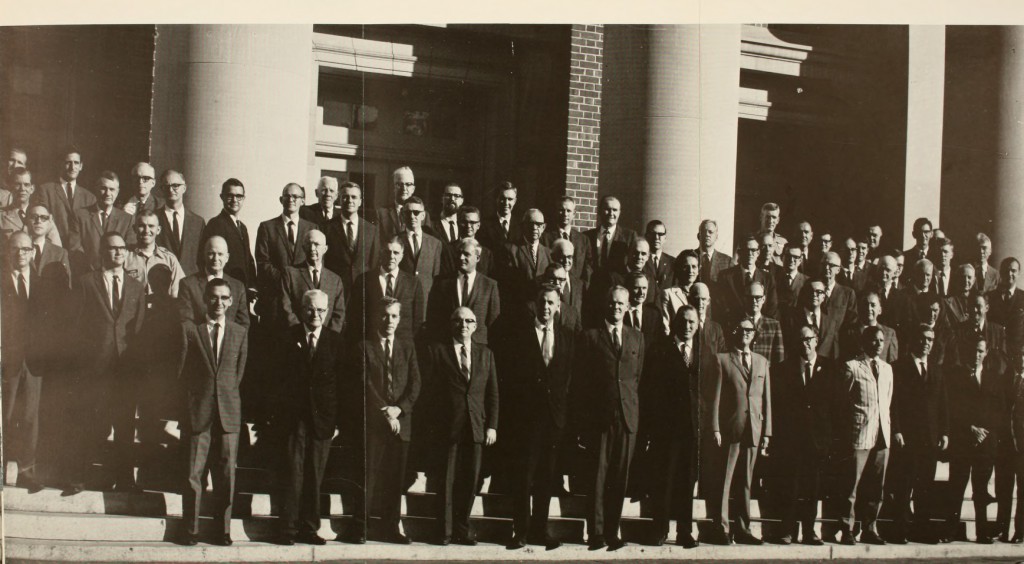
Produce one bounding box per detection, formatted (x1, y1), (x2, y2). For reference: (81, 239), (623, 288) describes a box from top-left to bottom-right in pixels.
(202, 235), (229, 275)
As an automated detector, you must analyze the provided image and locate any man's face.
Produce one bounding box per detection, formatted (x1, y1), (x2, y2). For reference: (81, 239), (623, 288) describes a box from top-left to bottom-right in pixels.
(960, 269), (976, 293)
(317, 184), (338, 209)
(132, 164), (156, 199)
(880, 258), (897, 285)
(628, 278), (648, 306)
(678, 309), (699, 341)
(102, 235), (127, 269)
(204, 240), (228, 273)
(451, 309), (477, 341)
(819, 235), (833, 253)
(459, 212), (481, 239)
(339, 187), (361, 216)
(799, 327), (818, 360)
(548, 267), (568, 292)
(843, 240), (858, 266)
(382, 241), (403, 272)
(916, 331), (935, 358)
(693, 286), (711, 315)
(978, 240), (992, 263)
(302, 296), (328, 329)
(761, 208), (780, 232)
(599, 199), (620, 227)
(26, 206), (51, 239)
(280, 185), (303, 214)
(915, 222), (933, 245)
(606, 289), (629, 324)
(939, 245), (954, 268)
(457, 243), (479, 274)
(557, 200), (575, 228)
(221, 184), (245, 215)
(758, 236), (774, 267)
(205, 285), (232, 319)
(699, 222), (718, 249)
(857, 241), (869, 263)
(134, 215), (161, 246)
(864, 329), (885, 357)
(970, 340), (988, 370)
(304, 233), (327, 265)
(8, 235), (33, 270)
(62, 152), (82, 181)
(895, 255), (905, 278)
(737, 322), (756, 348)
(381, 304), (401, 336)
(746, 285), (765, 316)
(971, 296), (988, 326)
(7, 150), (26, 175)
(923, 301), (941, 326)
(9, 172), (33, 203)
(868, 227), (882, 248)
(914, 264), (934, 290)
(1004, 261), (1020, 288)
(823, 254), (841, 283)
(404, 201), (426, 232)
(680, 256), (699, 287)
(524, 211), (545, 244)
(537, 291), (560, 324)
(798, 223), (813, 247)
(864, 295), (881, 322)
(442, 186), (463, 215)
(553, 248), (573, 271)
(97, 178), (119, 208)
(809, 282), (826, 309)
(740, 240), (760, 270)
(646, 225), (666, 253)
(497, 189), (517, 217)
(784, 249), (803, 273)
(163, 173), (187, 205)
(393, 170), (415, 203)
(628, 242), (650, 272)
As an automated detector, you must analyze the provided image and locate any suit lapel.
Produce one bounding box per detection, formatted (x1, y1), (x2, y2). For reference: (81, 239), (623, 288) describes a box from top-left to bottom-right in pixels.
(730, 352), (750, 382)
(299, 267), (314, 290)
(198, 323), (218, 373)
(442, 344), (466, 388)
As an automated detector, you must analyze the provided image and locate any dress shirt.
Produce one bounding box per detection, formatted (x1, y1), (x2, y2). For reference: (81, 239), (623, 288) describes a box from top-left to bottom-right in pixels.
(454, 341), (472, 378)
(456, 270), (477, 304)
(604, 320), (623, 349)
(440, 215), (457, 240)
(63, 179), (78, 200)
(675, 336), (694, 364)
(535, 319), (555, 364)
(627, 306), (642, 328)
(11, 267), (30, 298)
(206, 315), (226, 359)
(163, 206), (185, 235)
(102, 268), (126, 309)
(379, 268), (400, 295)
(498, 215), (511, 234)
(305, 324), (323, 352)
(914, 355), (928, 378)
(803, 356), (817, 384)
(308, 263), (322, 287)
(281, 213), (299, 240)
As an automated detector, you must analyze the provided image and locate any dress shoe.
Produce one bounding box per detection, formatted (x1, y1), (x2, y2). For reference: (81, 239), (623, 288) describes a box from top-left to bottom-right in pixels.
(346, 532), (367, 545)
(888, 534), (908, 545)
(385, 531), (412, 545)
(777, 533), (793, 545)
(453, 535), (477, 546)
(1010, 533), (1024, 544)
(506, 536), (527, 550)
(275, 536), (295, 546)
(545, 537), (561, 550)
(860, 531), (886, 545)
(19, 477), (44, 493)
(179, 533), (199, 546)
(702, 530), (732, 546)
(61, 483), (84, 497)
(438, 536), (452, 546)
(839, 533), (857, 546)
(977, 535), (995, 544)
(998, 532), (1010, 543)
(677, 533), (699, 548)
(296, 532), (326, 545)
(607, 537), (627, 550)
(734, 532), (764, 545)
(802, 534), (824, 546)
(651, 533), (667, 547)
(215, 534), (233, 547)
(588, 535), (607, 550)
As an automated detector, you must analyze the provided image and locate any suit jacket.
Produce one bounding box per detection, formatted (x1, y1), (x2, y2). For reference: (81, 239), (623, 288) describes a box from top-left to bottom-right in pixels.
(838, 267), (869, 293)
(156, 207), (205, 276)
(440, 241), (494, 279)
(842, 323), (899, 364)
(952, 320), (1007, 365)
(424, 341), (499, 444)
(974, 262), (1001, 294)
(643, 253), (676, 301)
(772, 355), (836, 455)
(541, 227), (589, 282)
(179, 320), (248, 433)
(987, 287), (1024, 350)
(943, 293), (976, 326)
(625, 303), (663, 352)
(868, 282), (913, 335)
(712, 350), (772, 445)
(689, 248), (733, 284)
(199, 211), (257, 288)
(347, 269), (425, 340)
(373, 206), (403, 240)
(750, 314), (785, 365)
(118, 194), (164, 216)
(360, 336), (421, 442)
(783, 305), (843, 360)
(501, 241), (553, 304)
(824, 282), (859, 328)
(716, 265), (779, 322)
(176, 272), (250, 329)
(254, 216), (314, 315)
(641, 335), (705, 443)
(73, 270), (146, 376)
(574, 325), (644, 434)
(32, 180), (95, 246)
(299, 203), (340, 229)
(478, 214), (521, 253)
(506, 317), (576, 438)
(839, 355), (894, 451)
(34, 240), (73, 289)
(324, 216), (380, 294)
(399, 231), (442, 300)
(892, 355), (948, 452)
(583, 225), (637, 274)
(72, 205), (136, 270)
(560, 274), (585, 319)
(0, 206), (62, 246)
(432, 214), (461, 245)
(276, 325), (341, 439)
(1, 269), (59, 376)
(775, 270), (807, 309)
(280, 265), (345, 333)
(426, 272), (501, 344)
(946, 361), (1009, 458)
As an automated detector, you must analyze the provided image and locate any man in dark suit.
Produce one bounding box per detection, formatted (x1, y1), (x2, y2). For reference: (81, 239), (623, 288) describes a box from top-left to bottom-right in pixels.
(198, 178), (257, 290)
(72, 171), (136, 270)
(716, 235), (778, 323)
(930, 238), (956, 298)
(903, 218), (934, 280)
(280, 230), (345, 333)
(773, 324), (834, 545)
(866, 225), (885, 264)
(477, 181), (520, 253)
(26, 203), (72, 288)
(776, 244), (808, 309)
(586, 238), (651, 328)
(973, 233), (1001, 294)
(838, 238), (869, 293)
(785, 279), (843, 360)
(575, 285), (644, 551)
(988, 257), (1024, 352)
(643, 220), (675, 300)
(1, 232), (58, 492)
(951, 294), (1007, 366)
(641, 305), (705, 548)
(843, 291), (899, 363)
(541, 195), (589, 282)
(690, 219), (733, 284)
(427, 238), (500, 344)
(423, 307), (499, 545)
(624, 271), (662, 351)
(434, 182), (463, 245)
(254, 183), (315, 320)
(31, 146), (94, 245)
(583, 196), (637, 277)
(550, 240), (585, 319)
(118, 162), (164, 216)
(821, 251), (859, 327)
(794, 221), (819, 277)
(324, 181), (380, 294)
(501, 208), (553, 305)
(374, 166), (433, 240)
(890, 325), (948, 544)
(156, 170), (205, 276)
(707, 318), (772, 545)
(440, 206), (494, 278)
(348, 236), (425, 341)
(298, 176), (340, 230)
(944, 264), (978, 325)
(275, 290), (341, 546)
(399, 196), (442, 300)
(868, 255), (913, 336)
(358, 297), (421, 544)
(506, 285), (574, 551)
(177, 236), (250, 328)
(65, 232), (146, 495)
(945, 334), (1008, 543)
(178, 278), (248, 546)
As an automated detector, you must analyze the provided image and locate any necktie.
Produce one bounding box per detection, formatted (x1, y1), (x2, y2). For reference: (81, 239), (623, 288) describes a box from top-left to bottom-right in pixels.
(459, 344), (471, 380)
(804, 361), (813, 385)
(919, 360), (928, 381)
(448, 221), (457, 242)
(212, 323), (221, 365)
(111, 274), (121, 314)
(870, 359), (880, 380)
(172, 211), (181, 248)
(530, 243), (538, 266)
(561, 230), (569, 241)
(653, 255), (659, 273)
(384, 339), (394, 402)
(631, 309), (640, 329)
(33, 245), (41, 270)
(308, 332), (317, 361)
(235, 218), (242, 233)
(541, 325), (554, 366)
(937, 272), (945, 296)
(745, 271), (754, 287)
(500, 219), (508, 236)
(742, 352), (751, 372)
(346, 221), (356, 252)
(461, 274), (470, 306)
(683, 342), (692, 367)
(100, 210), (108, 229)
(65, 182), (73, 202)
(324, 207), (332, 220)
(411, 233), (420, 258)
(386, 273), (395, 297)
(611, 327), (621, 353)
(16, 272), (27, 300)
(312, 268), (320, 289)
(286, 220), (295, 247)
(811, 310), (819, 331)
(602, 230), (611, 264)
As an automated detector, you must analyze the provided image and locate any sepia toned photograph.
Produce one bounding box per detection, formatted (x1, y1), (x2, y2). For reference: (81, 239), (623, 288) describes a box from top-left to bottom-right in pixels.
(3, 6), (1024, 561)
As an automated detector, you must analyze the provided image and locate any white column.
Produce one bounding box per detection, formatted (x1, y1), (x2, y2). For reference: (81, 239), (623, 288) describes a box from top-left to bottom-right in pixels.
(990, 28), (1024, 265)
(903, 25), (945, 250)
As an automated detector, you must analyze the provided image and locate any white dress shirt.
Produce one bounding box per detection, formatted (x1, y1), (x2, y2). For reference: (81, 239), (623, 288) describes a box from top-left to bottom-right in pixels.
(456, 270), (477, 304)
(379, 267), (400, 295)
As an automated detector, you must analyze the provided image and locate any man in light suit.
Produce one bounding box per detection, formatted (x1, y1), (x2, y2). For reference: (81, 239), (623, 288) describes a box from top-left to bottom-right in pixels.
(255, 183), (315, 320)
(156, 170), (205, 276)
(973, 233), (1001, 294)
(31, 146), (94, 245)
(427, 237), (500, 344)
(690, 219), (733, 285)
(835, 326), (894, 545)
(198, 178), (257, 291)
(655, 250), (699, 335)
(707, 318), (772, 546)
(324, 181), (380, 294)
(280, 230), (345, 334)
(540, 196), (589, 282)
(177, 236), (250, 329)
(298, 176), (340, 230)
(178, 278), (248, 547)
(583, 196), (637, 277)
(26, 203), (72, 288)
(575, 285), (644, 551)
(399, 196), (442, 301)
(274, 290), (341, 546)
(423, 307), (499, 546)
(347, 236), (425, 341)
(72, 171), (136, 270)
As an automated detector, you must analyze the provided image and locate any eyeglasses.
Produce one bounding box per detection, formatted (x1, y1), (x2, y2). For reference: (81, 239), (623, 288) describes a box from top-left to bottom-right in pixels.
(134, 176), (155, 183)
(396, 182), (415, 187)
(27, 214), (51, 222)
(13, 247), (34, 254)
(305, 307), (328, 315)
(749, 295), (766, 301)
(222, 193), (245, 201)
(405, 209), (424, 216)
(444, 193), (463, 199)
(282, 195), (304, 200)
(163, 183), (185, 190)
(460, 220), (480, 225)
(740, 327), (757, 333)
(649, 231), (667, 237)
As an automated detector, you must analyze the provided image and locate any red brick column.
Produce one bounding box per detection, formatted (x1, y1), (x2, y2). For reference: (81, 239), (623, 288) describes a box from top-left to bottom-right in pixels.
(565, 24), (603, 230)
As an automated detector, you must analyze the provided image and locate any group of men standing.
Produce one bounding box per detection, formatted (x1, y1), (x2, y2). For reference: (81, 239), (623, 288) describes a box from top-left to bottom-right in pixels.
(2, 146), (1024, 551)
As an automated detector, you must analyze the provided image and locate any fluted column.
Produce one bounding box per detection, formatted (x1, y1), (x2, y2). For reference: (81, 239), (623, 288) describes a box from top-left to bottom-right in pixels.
(903, 25), (945, 250)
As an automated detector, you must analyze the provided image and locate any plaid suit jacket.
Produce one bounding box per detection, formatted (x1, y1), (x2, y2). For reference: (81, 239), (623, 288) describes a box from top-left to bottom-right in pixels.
(840, 355), (893, 451)
(180, 319), (248, 433)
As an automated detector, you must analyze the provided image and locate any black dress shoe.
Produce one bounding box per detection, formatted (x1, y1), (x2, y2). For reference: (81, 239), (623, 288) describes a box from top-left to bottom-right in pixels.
(588, 535), (607, 550)
(734, 532), (764, 545)
(275, 536), (295, 546)
(347, 532), (367, 545)
(652, 533), (667, 547)
(1010, 533), (1024, 544)
(545, 538), (561, 550)
(998, 532), (1011, 543)
(453, 535), (477, 546)
(438, 536), (452, 546)
(506, 536), (526, 550)
(802, 534), (824, 546)
(777, 534), (793, 545)
(216, 534), (233, 547)
(839, 533), (857, 546)
(860, 531), (885, 545)
(296, 532), (327, 545)
(385, 531), (412, 545)
(677, 533), (699, 548)
(19, 477), (44, 493)
(61, 483), (84, 497)
(978, 535), (995, 544)
(607, 537), (627, 550)
(179, 533), (199, 546)
(889, 534), (908, 545)
(702, 531), (732, 546)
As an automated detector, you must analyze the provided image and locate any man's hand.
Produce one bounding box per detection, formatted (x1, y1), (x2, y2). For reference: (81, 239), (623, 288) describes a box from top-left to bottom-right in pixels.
(895, 433), (905, 448)
(714, 431), (722, 447)
(123, 202), (137, 216)
(383, 406), (402, 420)
(938, 435), (949, 451)
(388, 418), (401, 435)
(971, 425), (989, 445)
(759, 436), (770, 456)
(485, 428), (497, 446)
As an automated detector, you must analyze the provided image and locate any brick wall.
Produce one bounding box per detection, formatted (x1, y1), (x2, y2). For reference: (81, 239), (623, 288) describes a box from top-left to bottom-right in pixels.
(565, 24), (603, 230)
